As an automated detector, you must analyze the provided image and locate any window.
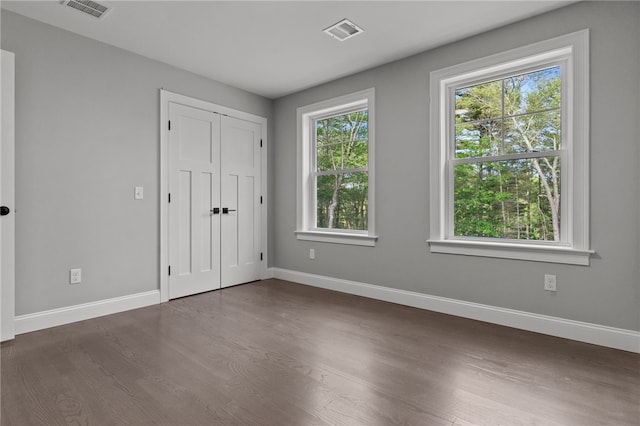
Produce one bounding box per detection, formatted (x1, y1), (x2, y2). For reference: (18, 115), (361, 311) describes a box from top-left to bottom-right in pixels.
(296, 88), (377, 246)
(429, 30), (592, 265)
(454, 66), (562, 240)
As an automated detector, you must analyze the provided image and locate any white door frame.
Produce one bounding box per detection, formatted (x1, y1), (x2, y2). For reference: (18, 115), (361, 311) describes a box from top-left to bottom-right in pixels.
(159, 90), (268, 303)
(1, 50), (16, 341)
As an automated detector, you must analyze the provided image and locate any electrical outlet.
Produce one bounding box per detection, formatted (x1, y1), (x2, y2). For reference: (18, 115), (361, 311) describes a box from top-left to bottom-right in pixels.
(70, 268), (82, 284)
(309, 248), (315, 260)
(544, 274), (556, 292)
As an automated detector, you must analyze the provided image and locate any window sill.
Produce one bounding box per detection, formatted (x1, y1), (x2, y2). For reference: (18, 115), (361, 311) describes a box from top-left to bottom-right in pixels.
(427, 239), (593, 266)
(296, 230), (378, 247)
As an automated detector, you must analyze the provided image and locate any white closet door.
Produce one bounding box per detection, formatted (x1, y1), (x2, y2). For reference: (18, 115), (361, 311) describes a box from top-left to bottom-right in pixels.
(168, 102), (221, 299)
(220, 115), (262, 287)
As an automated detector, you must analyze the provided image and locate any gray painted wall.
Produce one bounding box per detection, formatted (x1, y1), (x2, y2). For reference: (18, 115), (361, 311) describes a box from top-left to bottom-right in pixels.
(1, 11), (273, 315)
(2, 2), (638, 333)
(273, 1), (640, 331)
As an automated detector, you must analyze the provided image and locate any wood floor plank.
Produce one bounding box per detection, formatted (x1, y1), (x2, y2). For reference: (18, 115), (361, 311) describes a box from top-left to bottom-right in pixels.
(2, 279), (639, 425)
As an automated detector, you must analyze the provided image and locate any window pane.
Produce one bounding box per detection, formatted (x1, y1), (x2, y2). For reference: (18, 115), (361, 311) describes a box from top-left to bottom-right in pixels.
(455, 121), (502, 158)
(455, 80), (502, 123)
(316, 110), (368, 145)
(316, 141), (369, 171)
(505, 110), (561, 153)
(456, 67), (561, 158)
(316, 172), (368, 230)
(454, 158), (560, 241)
(316, 142), (342, 172)
(504, 67), (561, 116)
(342, 139), (368, 169)
(316, 119), (332, 146)
(316, 110), (368, 172)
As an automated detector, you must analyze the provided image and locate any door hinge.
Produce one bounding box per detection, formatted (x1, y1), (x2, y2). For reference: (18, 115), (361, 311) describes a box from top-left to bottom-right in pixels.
(168, 265), (171, 276)
(260, 196), (263, 204)
(260, 252), (263, 261)
(168, 193), (171, 203)
(260, 139), (263, 148)
(168, 120), (171, 131)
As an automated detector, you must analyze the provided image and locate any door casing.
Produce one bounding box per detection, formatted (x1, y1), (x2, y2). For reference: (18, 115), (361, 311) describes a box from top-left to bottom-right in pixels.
(1, 49), (16, 341)
(160, 90), (268, 302)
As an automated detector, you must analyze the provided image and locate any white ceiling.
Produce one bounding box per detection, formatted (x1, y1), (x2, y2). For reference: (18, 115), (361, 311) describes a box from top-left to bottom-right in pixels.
(1, 1), (575, 99)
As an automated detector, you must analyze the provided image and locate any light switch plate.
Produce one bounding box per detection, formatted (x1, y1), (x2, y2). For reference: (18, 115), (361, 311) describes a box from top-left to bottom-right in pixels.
(134, 186), (144, 200)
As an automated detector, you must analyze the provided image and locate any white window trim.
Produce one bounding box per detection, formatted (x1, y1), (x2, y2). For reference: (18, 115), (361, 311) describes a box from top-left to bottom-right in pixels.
(428, 30), (593, 265)
(296, 88), (377, 246)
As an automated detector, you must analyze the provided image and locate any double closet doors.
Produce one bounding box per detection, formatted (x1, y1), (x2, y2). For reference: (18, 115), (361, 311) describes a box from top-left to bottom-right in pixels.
(168, 102), (262, 299)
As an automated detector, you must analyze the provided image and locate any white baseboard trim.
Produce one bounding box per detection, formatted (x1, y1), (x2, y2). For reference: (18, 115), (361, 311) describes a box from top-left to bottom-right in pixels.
(269, 268), (640, 353)
(264, 267), (275, 279)
(14, 290), (161, 336)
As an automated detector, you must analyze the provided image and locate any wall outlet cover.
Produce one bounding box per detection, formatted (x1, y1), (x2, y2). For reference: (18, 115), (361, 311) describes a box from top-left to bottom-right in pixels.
(544, 274), (557, 291)
(70, 268), (82, 284)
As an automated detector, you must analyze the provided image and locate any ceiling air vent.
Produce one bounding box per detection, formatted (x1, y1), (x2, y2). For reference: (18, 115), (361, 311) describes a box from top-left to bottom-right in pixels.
(323, 19), (364, 42)
(62, 0), (110, 19)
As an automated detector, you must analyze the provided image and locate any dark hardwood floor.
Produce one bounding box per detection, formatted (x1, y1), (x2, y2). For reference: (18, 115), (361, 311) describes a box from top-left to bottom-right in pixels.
(2, 279), (638, 425)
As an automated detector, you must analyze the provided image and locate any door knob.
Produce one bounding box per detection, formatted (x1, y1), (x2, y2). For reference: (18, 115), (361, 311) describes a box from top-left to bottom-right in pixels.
(210, 207), (220, 214)
(222, 208), (236, 214)
(0, 206), (9, 216)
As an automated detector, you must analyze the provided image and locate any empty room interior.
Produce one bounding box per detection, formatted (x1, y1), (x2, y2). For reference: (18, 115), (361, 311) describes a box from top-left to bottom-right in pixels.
(1, 1), (639, 425)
